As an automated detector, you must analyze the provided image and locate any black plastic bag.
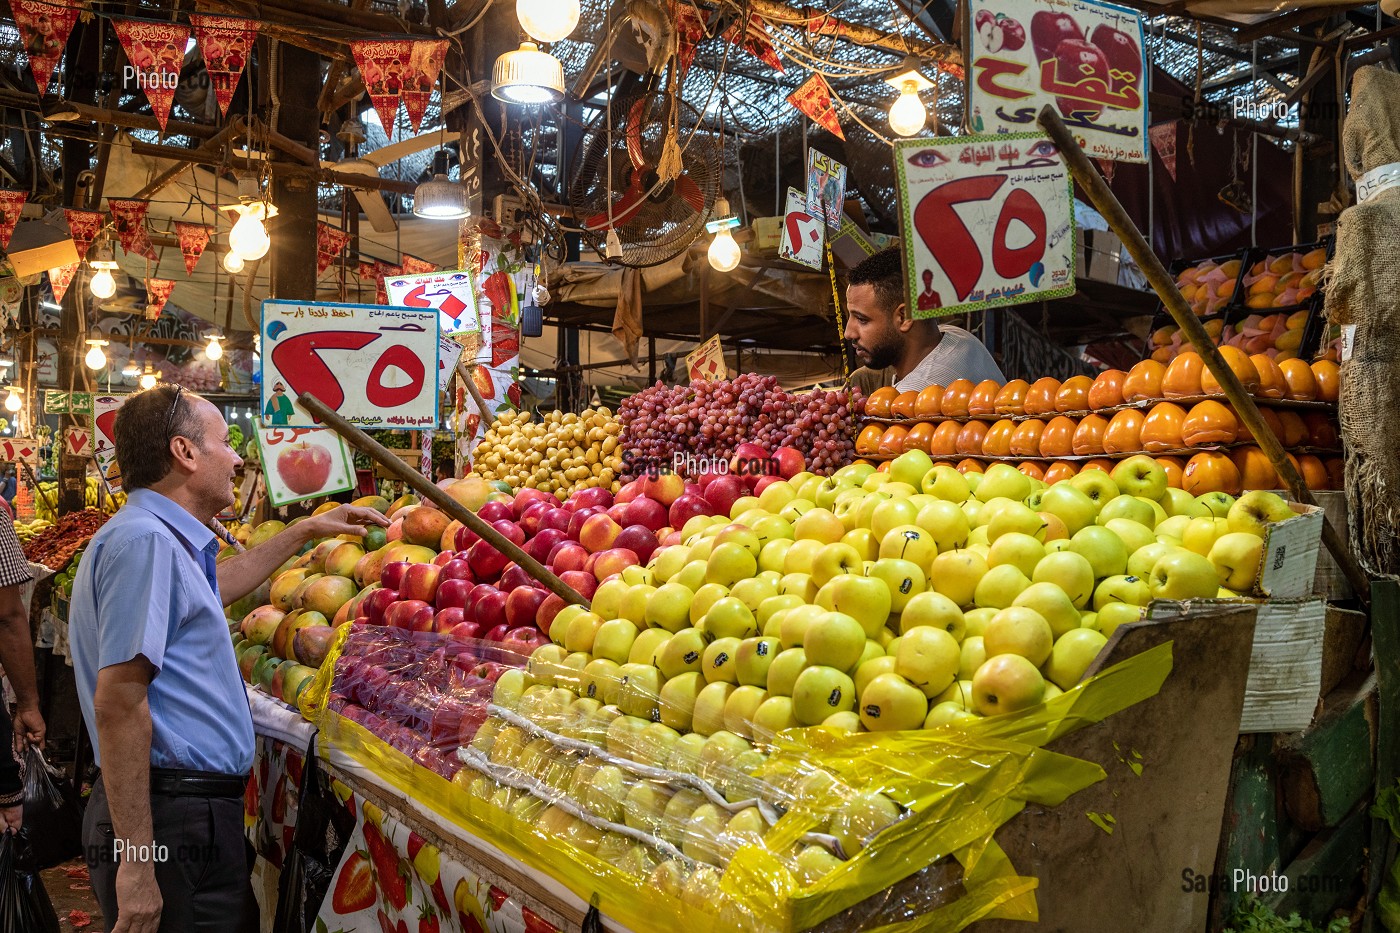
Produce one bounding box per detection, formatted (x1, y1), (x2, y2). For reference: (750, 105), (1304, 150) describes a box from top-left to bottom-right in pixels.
(0, 831), (60, 933)
(274, 737), (353, 933)
(19, 746), (82, 870)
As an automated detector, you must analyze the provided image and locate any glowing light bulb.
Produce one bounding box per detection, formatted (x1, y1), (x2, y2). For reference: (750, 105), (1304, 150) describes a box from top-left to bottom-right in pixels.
(205, 334), (224, 361)
(888, 81), (927, 137)
(139, 366), (157, 390)
(90, 269), (116, 299)
(708, 228), (742, 272)
(84, 339), (108, 370)
(516, 0), (580, 42)
(223, 251), (245, 274)
(121, 358), (141, 378)
(229, 209), (270, 261)
(4, 388), (21, 413)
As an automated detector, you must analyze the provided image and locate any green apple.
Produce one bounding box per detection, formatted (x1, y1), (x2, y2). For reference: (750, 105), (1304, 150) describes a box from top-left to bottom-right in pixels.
(929, 549), (988, 607)
(935, 679), (974, 708)
(665, 734), (708, 776)
(1110, 455), (1168, 502)
(687, 582), (730, 626)
(793, 508), (846, 543)
(782, 539), (824, 575)
(778, 604), (825, 648)
(564, 611), (607, 654)
(730, 496), (762, 519)
(803, 611), (867, 673)
(690, 682), (736, 736)
(837, 527), (878, 561)
(1096, 495), (1155, 528)
(1103, 518), (1155, 559)
(580, 659), (622, 703)
(894, 625), (961, 697)
(1044, 629), (1108, 691)
(729, 576), (779, 613)
(1209, 532), (1265, 592)
(1030, 551), (1096, 608)
(870, 498), (920, 540)
(858, 672), (928, 731)
(696, 730), (752, 785)
(1196, 491), (1236, 518)
(983, 606), (1053, 666)
(757, 480), (798, 513)
(621, 564), (654, 587)
(793, 844), (846, 885)
(868, 557), (927, 612)
(1182, 516), (1230, 556)
(973, 564), (1032, 609)
(758, 538), (793, 574)
(811, 542), (864, 587)
(701, 636), (742, 684)
(888, 449), (934, 489)
(878, 524), (939, 568)
(706, 542), (758, 586)
(1148, 549), (1219, 600)
(766, 647), (808, 696)
(1161, 487), (1209, 518)
(619, 583), (657, 625)
(702, 596), (759, 640)
(751, 695), (800, 741)
(735, 636), (783, 686)
(673, 560), (709, 592)
(1092, 574), (1151, 608)
(914, 499), (971, 552)
(961, 498), (986, 529)
(1012, 582), (1080, 638)
(1096, 601), (1142, 637)
(658, 628), (710, 679)
(604, 714), (650, 758)
(815, 574), (893, 638)
(986, 532), (1046, 578)
(645, 582), (696, 633)
(925, 701), (981, 728)
(1126, 541), (1178, 580)
(974, 463), (1033, 504)
(792, 666), (856, 725)
(922, 465), (971, 502)
(618, 663), (663, 719)
(855, 655), (898, 695)
(624, 782), (674, 833)
(681, 802), (728, 864)
(628, 628), (671, 666)
(831, 792), (902, 856)
(1068, 525), (1129, 579)
(757, 594), (805, 629)
(958, 636), (987, 680)
(722, 684), (769, 739)
(688, 537), (715, 562)
(591, 578), (630, 620)
(1068, 470), (1120, 508)
(778, 498), (818, 524)
(834, 462), (875, 485)
(971, 654), (1046, 716)
(637, 721), (683, 767)
(778, 572), (817, 602)
(1228, 490), (1294, 536)
(898, 591), (964, 640)
(1155, 514), (1193, 542)
(985, 502), (1048, 542)
(1038, 483), (1099, 535)
(652, 546), (689, 582)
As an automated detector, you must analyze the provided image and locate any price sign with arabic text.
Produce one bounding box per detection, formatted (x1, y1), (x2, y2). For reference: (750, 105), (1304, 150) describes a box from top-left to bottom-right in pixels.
(966, 0), (1147, 163)
(92, 395), (127, 490)
(895, 134), (1075, 319)
(260, 300), (440, 429)
(385, 270), (487, 365)
(0, 438), (39, 467)
(685, 335), (727, 382)
(254, 423), (355, 508)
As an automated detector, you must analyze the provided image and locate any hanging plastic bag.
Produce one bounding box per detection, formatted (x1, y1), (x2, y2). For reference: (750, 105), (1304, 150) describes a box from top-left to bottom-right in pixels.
(19, 745), (82, 870)
(0, 831), (60, 933)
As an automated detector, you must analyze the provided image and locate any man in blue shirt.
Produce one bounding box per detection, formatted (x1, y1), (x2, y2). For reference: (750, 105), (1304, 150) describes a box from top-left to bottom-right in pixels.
(69, 384), (387, 932)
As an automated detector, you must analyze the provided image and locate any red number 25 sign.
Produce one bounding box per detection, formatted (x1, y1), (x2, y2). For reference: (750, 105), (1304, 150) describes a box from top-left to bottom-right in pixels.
(894, 134), (1075, 319)
(260, 300), (441, 429)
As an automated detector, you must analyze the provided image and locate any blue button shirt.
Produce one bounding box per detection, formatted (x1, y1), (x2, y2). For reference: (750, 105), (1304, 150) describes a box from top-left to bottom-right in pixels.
(70, 488), (255, 774)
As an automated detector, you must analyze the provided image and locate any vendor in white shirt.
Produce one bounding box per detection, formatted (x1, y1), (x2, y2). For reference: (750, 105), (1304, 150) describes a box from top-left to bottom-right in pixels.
(845, 248), (1005, 396)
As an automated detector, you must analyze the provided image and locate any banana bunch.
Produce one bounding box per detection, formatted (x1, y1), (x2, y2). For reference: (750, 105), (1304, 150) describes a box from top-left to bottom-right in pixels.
(35, 483), (58, 522)
(14, 519), (52, 542)
(84, 477), (99, 509)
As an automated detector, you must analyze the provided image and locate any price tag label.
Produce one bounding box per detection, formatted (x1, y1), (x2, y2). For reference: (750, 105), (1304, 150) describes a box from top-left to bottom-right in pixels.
(260, 300), (440, 429)
(0, 438), (39, 466)
(92, 395), (127, 491)
(64, 428), (91, 457)
(385, 270), (488, 364)
(685, 335), (726, 382)
(779, 187), (825, 271)
(254, 423), (355, 508)
(895, 134), (1075, 318)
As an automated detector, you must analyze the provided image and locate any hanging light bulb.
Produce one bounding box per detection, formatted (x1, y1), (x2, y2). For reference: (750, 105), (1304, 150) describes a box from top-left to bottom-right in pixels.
(604, 228), (623, 260)
(84, 338), (109, 370)
(515, 0), (581, 42)
(88, 241), (120, 299)
(89, 269), (116, 299)
(139, 363), (158, 390)
(4, 387), (21, 413)
(884, 62), (934, 138)
(121, 357), (141, 378)
(491, 42), (565, 104)
(705, 197), (743, 272)
(413, 151), (469, 219)
(230, 205), (271, 261)
(222, 250), (245, 274)
(204, 334), (224, 361)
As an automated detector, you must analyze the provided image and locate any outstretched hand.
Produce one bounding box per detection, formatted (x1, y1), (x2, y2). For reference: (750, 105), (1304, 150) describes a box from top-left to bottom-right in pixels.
(302, 504), (390, 539)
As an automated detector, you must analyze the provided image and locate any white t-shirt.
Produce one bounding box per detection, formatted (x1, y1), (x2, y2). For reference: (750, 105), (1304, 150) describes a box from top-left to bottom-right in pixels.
(894, 325), (1006, 392)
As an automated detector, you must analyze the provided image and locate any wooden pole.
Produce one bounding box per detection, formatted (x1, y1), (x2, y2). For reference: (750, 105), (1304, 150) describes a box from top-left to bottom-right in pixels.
(1036, 105), (1370, 603)
(296, 392), (589, 608)
(457, 361), (495, 423)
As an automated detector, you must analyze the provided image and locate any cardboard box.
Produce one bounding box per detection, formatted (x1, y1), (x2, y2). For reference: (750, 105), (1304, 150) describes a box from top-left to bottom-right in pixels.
(1240, 598), (1327, 733)
(1255, 502), (1325, 599)
(751, 215), (783, 252)
(1307, 490), (1353, 601)
(1320, 605), (1366, 699)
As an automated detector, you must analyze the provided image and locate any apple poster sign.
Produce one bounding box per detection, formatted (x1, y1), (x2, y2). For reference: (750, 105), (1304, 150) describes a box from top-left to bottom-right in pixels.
(965, 0), (1148, 163)
(255, 424), (355, 507)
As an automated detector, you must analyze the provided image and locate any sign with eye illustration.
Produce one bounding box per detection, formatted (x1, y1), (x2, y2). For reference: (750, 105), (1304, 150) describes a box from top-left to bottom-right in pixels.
(894, 134), (1075, 319)
(966, 0), (1147, 163)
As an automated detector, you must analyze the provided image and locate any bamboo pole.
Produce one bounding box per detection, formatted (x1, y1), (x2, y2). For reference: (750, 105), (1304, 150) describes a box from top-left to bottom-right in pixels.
(1036, 105), (1371, 603)
(457, 360), (495, 423)
(296, 392), (589, 608)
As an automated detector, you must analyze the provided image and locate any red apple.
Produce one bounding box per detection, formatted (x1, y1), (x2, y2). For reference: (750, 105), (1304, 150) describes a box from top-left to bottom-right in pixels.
(478, 500), (513, 524)
(386, 598), (432, 629)
(606, 502), (630, 525)
(454, 525), (480, 551)
(436, 578), (475, 610)
(276, 443), (332, 495)
(499, 564), (534, 592)
(559, 571), (598, 601)
(400, 563), (442, 603)
(513, 488), (555, 517)
(505, 587), (548, 629)
(661, 530), (683, 547)
(548, 542), (589, 574)
(614, 525), (659, 564)
(694, 470), (723, 492)
(448, 620), (483, 643)
(519, 501), (551, 536)
(702, 476), (747, 516)
(490, 520), (526, 547)
(639, 472), (685, 506)
(771, 446), (806, 479)
(668, 493), (713, 529)
(684, 483), (703, 499)
(502, 627), (549, 654)
(540, 507), (573, 535)
(592, 547), (640, 581)
(754, 475), (783, 496)
(537, 593), (567, 633)
(571, 487), (614, 512)
(380, 561), (411, 591)
(997, 17), (1026, 51)
(578, 513), (623, 553)
(614, 480), (644, 504)
(482, 623), (510, 643)
(474, 588), (509, 631)
(1051, 39), (1110, 118)
(729, 442), (770, 474)
(468, 540), (510, 581)
(439, 558), (474, 583)
(566, 507), (602, 541)
(433, 607), (466, 634)
(363, 588), (398, 625)
(1089, 24), (1142, 96)
(1031, 11), (1084, 62)
(523, 527), (566, 563)
(623, 496), (668, 532)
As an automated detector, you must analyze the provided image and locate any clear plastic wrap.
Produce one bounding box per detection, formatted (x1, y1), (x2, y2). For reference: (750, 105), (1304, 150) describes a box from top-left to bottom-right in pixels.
(304, 619), (1172, 933)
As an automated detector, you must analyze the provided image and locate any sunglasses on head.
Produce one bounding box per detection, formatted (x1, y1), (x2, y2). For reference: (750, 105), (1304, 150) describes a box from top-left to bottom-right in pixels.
(162, 383), (184, 441)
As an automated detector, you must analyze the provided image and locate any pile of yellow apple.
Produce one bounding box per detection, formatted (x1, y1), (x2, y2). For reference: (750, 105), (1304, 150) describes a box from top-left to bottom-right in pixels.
(472, 408), (623, 497)
(455, 450), (1299, 899)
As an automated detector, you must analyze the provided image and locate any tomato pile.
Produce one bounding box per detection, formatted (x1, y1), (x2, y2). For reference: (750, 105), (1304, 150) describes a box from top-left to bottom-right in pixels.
(23, 508), (108, 569)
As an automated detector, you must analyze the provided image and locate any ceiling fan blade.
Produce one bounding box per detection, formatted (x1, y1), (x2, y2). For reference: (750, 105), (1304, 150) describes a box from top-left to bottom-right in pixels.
(364, 133), (442, 168)
(355, 189), (399, 232)
(585, 173), (647, 230)
(675, 175), (705, 212)
(624, 98), (649, 171)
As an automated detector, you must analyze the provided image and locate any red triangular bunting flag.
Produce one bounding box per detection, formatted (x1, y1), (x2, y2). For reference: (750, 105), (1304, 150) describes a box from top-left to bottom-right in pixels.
(146, 278), (176, 316)
(671, 1), (710, 77)
(0, 192), (27, 250)
(723, 15), (783, 73)
(400, 255), (436, 274)
(372, 259), (402, 305)
(401, 40), (448, 134)
(1096, 158), (1116, 184)
(108, 199), (153, 257)
(173, 222), (211, 274)
(351, 39), (415, 137)
(12, 1), (79, 94)
(189, 15), (258, 119)
(787, 74), (844, 140)
(1150, 121), (1178, 182)
(48, 263), (77, 304)
(316, 222), (351, 275)
(64, 209), (103, 260)
(111, 19), (190, 133)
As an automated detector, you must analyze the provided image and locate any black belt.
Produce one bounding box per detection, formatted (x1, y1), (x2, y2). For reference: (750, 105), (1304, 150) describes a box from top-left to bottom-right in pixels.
(149, 767), (248, 799)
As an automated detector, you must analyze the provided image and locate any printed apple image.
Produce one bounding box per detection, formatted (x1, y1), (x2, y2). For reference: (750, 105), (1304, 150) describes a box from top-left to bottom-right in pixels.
(1089, 24), (1143, 98)
(1031, 11), (1084, 62)
(976, 10), (1026, 53)
(277, 442), (332, 494)
(1050, 39), (1110, 119)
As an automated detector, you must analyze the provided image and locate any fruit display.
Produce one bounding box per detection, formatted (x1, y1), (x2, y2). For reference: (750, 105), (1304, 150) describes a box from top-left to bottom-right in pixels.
(1172, 255), (1244, 318)
(32, 477), (126, 520)
(855, 361), (1342, 494)
(471, 408), (624, 497)
(22, 508), (109, 569)
(619, 375), (860, 477)
(13, 518), (52, 543)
